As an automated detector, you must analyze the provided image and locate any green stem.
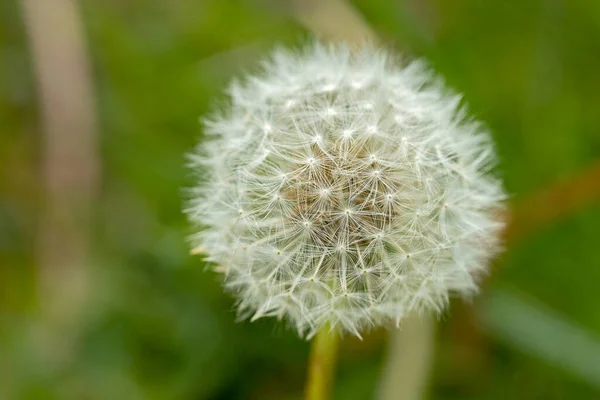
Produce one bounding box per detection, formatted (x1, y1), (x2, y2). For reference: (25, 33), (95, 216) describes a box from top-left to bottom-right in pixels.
(305, 324), (340, 400)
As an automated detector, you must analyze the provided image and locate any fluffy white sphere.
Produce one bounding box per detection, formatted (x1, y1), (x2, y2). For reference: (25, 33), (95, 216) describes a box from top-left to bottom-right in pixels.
(188, 43), (505, 338)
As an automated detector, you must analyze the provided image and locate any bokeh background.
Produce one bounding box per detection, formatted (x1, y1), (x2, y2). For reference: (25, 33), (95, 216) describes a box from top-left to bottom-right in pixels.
(2, 0), (600, 399)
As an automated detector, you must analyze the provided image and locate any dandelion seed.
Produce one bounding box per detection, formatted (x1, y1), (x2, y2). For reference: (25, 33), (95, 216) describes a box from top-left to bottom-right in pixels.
(187, 43), (506, 337)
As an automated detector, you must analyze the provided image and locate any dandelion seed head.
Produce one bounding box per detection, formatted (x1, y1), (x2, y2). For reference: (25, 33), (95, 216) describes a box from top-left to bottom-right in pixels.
(187, 43), (505, 337)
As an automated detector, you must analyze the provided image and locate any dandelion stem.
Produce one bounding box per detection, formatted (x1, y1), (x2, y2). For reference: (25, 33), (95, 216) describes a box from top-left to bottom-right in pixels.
(305, 325), (340, 400)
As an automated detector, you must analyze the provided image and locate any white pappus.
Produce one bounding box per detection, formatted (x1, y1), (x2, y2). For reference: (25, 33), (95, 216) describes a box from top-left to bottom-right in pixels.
(187, 43), (506, 338)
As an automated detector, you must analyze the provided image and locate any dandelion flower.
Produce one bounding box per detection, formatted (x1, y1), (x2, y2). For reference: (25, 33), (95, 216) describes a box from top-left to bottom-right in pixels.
(187, 43), (505, 338)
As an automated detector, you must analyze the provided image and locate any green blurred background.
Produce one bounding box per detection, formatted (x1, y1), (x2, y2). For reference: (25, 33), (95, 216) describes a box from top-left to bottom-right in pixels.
(1, 0), (600, 399)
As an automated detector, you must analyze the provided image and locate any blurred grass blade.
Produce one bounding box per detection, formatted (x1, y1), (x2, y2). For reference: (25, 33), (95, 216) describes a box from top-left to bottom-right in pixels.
(284, 0), (377, 44)
(479, 288), (600, 388)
